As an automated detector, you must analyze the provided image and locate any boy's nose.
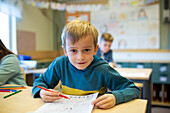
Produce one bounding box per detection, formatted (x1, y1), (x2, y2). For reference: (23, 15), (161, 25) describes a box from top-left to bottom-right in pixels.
(77, 52), (84, 60)
(106, 46), (110, 50)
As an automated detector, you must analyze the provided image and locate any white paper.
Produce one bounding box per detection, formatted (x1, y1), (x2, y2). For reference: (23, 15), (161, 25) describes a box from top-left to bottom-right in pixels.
(34, 92), (99, 113)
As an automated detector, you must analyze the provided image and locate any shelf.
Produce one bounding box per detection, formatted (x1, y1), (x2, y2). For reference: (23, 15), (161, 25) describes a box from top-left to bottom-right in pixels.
(37, 58), (54, 63)
(152, 101), (170, 107)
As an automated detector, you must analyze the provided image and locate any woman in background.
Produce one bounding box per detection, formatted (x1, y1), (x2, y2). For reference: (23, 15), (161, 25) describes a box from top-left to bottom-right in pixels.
(0, 39), (27, 86)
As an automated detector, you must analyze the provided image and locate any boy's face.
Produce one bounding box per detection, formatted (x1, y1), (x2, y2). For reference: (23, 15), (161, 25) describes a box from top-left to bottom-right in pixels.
(99, 40), (112, 53)
(62, 36), (99, 70)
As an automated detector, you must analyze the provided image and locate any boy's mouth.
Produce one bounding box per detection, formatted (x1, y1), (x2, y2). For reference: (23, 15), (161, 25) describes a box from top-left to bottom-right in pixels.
(77, 62), (85, 64)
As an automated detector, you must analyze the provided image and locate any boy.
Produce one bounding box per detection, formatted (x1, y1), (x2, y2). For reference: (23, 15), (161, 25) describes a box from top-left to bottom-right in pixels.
(32, 19), (140, 109)
(96, 33), (116, 68)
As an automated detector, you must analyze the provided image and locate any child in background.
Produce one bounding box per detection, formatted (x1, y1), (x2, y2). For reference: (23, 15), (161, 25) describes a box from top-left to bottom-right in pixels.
(0, 39), (27, 86)
(96, 33), (116, 68)
(32, 19), (140, 109)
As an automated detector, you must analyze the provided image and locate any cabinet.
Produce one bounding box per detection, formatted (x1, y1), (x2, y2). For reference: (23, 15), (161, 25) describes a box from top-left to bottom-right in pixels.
(116, 61), (170, 107)
(152, 84), (170, 107)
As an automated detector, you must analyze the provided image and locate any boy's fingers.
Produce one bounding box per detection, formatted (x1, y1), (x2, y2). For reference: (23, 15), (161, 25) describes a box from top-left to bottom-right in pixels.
(92, 95), (107, 105)
(44, 95), (62, 102)
(95, 97), (108, 106)
(42, 90), (62, 102)
(44, 90), (59, 96)
(98, 102), (112, 109)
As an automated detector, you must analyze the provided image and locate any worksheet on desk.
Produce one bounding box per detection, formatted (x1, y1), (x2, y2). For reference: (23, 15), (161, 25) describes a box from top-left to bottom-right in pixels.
(34, 92), (99, 113)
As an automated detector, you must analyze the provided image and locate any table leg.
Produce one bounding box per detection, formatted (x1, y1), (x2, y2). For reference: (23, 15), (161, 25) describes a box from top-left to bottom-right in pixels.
(132, 80), (151, 113)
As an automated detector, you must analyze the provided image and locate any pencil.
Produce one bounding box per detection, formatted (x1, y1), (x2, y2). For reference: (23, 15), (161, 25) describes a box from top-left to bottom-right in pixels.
(3, 90), (22, 99)
(0, 86), (25, 88)
(0, 89), (17, 92)
(0, 87), (25, 90)
(0, 90), (10, 92)
(37, 85), (70, 99)
(0, 86), (26, 90)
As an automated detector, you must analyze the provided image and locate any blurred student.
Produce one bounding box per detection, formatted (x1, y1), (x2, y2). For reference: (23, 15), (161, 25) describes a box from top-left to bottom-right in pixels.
(96, 33), (116, 67)
(0, 39), (27, 86)
(32, 19), (140, 109)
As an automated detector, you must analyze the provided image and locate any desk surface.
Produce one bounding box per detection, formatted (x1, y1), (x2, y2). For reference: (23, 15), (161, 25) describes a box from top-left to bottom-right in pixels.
(115, 68), (152, 80)
(25, 68), (47, 74)
(0, 86), (147, 113)
(26, 67), (152, 80)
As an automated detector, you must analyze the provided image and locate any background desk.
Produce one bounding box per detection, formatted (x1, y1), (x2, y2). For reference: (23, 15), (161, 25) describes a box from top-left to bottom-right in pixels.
(25, 68), (47, 82)
(26, 68), (152, 99)
(0, 86), (147, 113)
(115, 68), (152, 113)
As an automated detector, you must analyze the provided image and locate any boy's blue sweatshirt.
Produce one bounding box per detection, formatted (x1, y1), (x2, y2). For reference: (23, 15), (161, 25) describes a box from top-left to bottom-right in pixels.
(32, 55), (140, 105)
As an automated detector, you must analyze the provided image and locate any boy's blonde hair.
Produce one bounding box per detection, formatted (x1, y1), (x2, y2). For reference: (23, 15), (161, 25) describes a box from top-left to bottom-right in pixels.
(61, 19), (98, 48)
(100, 33), (113, 42)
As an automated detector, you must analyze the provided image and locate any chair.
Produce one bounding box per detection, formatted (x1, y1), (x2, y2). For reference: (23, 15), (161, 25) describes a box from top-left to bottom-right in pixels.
(134, 82), (143, 98)
(20, 67), (26, 81)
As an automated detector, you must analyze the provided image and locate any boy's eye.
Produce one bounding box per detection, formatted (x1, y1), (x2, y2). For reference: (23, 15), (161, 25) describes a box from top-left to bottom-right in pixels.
(104, 44), (107, 47)
(85, 49), (91, 52)
(70, 50), (77, 53)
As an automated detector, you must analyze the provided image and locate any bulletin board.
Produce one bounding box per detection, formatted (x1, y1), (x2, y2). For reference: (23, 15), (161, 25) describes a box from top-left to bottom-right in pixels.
(66, 11), (90, 23)
(91, 4), (160, 49)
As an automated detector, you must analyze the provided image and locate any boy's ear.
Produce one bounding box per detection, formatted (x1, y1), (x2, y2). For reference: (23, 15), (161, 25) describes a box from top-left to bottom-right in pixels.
(94, 44), (99, 55)
(62, 45), (68, 56)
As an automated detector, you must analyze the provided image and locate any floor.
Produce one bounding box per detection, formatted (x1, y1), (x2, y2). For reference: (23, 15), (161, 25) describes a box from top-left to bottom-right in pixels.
(152, 107), (170, 113)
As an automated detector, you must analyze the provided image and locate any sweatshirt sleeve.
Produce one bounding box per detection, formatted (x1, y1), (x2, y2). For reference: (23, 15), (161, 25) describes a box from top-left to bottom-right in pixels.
(106, 67), (140, 105)
(32, 60), (60, 98)
(0, 55), (20, 85)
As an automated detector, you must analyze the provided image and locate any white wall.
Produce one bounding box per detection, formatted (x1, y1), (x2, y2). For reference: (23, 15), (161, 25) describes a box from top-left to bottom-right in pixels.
(114, 51), (170, 63)
(17, 1), (53, 50)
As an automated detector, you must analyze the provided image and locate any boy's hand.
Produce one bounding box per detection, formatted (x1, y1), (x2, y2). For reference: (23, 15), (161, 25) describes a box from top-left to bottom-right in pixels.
(39, 89), (62, 102)
(92, 94), (116, 109)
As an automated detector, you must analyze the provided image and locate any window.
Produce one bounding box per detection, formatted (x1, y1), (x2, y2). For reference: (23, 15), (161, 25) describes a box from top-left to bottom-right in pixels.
(0, 12), (17, 54)
(0, 12), (9, 49)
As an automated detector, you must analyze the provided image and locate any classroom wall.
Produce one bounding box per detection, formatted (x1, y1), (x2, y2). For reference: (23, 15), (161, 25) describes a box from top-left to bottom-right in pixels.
(113, 50), (170, 62)
(52, 10), (66, 51)
(53, 1), (170, 51)
(17, 1), (53, 51)
(160, 0), (170, 50)
(17, 1), (170, 51)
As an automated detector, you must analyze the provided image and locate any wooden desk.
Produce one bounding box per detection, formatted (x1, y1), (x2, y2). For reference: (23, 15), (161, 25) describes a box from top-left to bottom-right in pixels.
(0, 86), (147, 113)
(25, 68), (46, 75)
(115, 68), (152, 80)
(115, 68), (152, 113)
(25, 68), (47, 82)
(25, 68), (152, 80)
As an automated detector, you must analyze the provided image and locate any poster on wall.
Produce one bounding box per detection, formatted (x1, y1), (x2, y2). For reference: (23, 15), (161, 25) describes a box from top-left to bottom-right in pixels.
(66, 11), (90, 24)
(91, 4), (159, 49)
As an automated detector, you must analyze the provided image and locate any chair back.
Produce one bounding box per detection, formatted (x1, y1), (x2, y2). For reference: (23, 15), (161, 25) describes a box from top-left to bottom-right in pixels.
(20, 67), (26, 81)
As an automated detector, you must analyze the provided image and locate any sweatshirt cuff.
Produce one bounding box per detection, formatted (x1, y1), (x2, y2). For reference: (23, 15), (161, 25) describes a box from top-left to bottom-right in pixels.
(111, 91), (124, 105)
(32, 87), (41, 98)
